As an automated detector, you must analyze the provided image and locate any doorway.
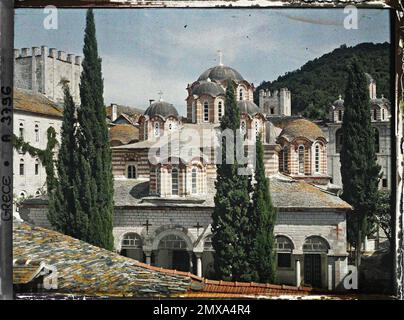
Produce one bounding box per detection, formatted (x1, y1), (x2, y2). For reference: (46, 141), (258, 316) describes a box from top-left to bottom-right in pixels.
(304, 254), (322, 288)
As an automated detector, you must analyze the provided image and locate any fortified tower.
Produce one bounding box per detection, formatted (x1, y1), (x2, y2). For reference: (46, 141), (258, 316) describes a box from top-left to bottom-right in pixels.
(14, 46), (82, 105)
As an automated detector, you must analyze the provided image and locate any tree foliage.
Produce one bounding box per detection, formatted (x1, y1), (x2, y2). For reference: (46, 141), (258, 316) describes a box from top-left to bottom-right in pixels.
(340, 58), (381, 264)
(212, 80), (253, 281)
(255, 42), (390, 119)
(248, 134), (277, 283)
(74, 9), (114, 250)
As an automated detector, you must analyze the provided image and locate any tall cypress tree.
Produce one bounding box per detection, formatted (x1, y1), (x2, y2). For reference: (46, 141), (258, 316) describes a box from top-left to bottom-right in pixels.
(48, 85), (88, 239)
(340, 58), (381, 266)
(249, 134), (277, 283)
(76, 9), (114, 250)
(212, 80), (252, 281)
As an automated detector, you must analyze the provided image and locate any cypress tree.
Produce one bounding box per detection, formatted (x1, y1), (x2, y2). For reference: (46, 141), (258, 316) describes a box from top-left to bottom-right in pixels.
(76, 9), (114, 250)
(340, 58), (381, 266)
(249, 134), (277, 283)
(48, 85), (88, 239)
(212, 79), (252, 281)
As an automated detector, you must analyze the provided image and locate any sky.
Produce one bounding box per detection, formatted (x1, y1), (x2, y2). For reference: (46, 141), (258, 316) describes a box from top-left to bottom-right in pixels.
(15, 8), (390, 115)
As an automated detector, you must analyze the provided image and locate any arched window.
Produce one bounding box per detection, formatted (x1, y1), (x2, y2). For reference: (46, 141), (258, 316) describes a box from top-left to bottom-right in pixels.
(121, 233), (143, 260)
(275, 236), (294, 268)
(283, 146), (289, 172)
(382, 108), (385, 120)
(337, 109), (342, 122)
(127, 165), (137, 179)
(191, 167), (198, 194)
(239, 88), (243, 101)
(270, 107), (275, 115)
(171, 168), (179, 195)
(254, 120), (260, 140)
(335, 129), (343, 153)
(158, 234), (187, 250)
(19, 122), (24, 139)
(192, 103), (196, 123)
(303, 236), (329, 253)
(218, 101), (223, 120)
(156, 167), (161, 195)
(374, 128), (380, 153)
(143, 122), (148, 140)
(19, 159), (24, 176)
(154, 122), (160, 137)
(19, 191), (26, 199)
(122, 233), (143, 249)
(34, 124), (40, 142)
(298, 145), (305, 174)
(240, 120), (246, 136)
(314, 143), (320, 173)
(35, 158), (39, 175)
(373, 108), (377, 121)
(203, 102), (209, 122)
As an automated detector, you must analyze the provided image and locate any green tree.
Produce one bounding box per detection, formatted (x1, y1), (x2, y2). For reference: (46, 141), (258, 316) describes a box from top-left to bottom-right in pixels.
(340, 58), (381, 266)
(76, 9), (114, 250)
(212, 79), (253, 281)
(48, 85), (89, 239)
(249, 134), (277, 283)
(374, 191), (392, 248)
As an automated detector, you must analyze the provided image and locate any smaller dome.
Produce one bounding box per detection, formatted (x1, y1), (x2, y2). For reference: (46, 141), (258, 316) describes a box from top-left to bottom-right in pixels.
(144, 101), (179, 118)
(192, 81), (225, 97)
(237, 100), (260, 115)
(279, 119), (325, 142)
(109, 124), (139, 145)
(332, 96), (344, 108)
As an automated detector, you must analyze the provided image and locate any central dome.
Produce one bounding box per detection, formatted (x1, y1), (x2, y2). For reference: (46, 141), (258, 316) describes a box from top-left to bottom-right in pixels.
(198, 65), (244, 82)
(144, 101), (178, 118)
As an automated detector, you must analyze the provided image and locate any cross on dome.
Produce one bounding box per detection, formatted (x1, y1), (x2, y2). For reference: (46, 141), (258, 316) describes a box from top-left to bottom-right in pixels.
(158, 90), (163, 101)
(217, 50), (223, 66)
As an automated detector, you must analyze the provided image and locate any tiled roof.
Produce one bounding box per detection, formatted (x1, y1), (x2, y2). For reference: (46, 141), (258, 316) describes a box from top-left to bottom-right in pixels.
(13, 222), (195, 297)
(13, 260), (44, 284)
(113, 179), (215, 208)
(106, 104), (144, 119)
(13, 222), (314, 298)
(23, 174), (350, 212)
(14, 89), (63, 118)
(109, 124), (139, 145)
(269, 174), (351, 210)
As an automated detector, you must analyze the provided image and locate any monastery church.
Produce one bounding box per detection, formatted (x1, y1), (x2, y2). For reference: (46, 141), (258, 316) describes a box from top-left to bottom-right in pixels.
(15, 47), (390, 290)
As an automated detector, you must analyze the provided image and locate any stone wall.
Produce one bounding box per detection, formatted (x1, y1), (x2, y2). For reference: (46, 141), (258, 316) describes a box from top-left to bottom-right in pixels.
(14, 46), (82, 105)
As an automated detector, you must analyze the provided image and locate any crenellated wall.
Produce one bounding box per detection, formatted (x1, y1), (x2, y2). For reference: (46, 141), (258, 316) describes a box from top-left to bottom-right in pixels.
(14, 46), (82, 105)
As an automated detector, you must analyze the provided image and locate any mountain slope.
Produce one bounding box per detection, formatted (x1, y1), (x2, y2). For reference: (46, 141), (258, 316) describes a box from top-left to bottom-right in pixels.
(255, 42), (391, 120)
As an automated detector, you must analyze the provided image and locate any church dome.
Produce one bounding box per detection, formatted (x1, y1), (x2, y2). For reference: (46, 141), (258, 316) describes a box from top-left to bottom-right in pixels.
(144, 101), (179, 118)
(192, 81), (225, 97)
(332, 96), (344, 108)
(237, 100), (260, 115)
(198, 65), (244, 82)
(279, 118), (325, 142)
